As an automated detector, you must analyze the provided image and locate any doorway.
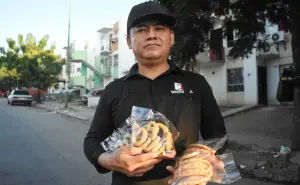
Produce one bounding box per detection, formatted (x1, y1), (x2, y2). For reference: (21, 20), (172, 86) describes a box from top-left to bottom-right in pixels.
(258, 66), (268, 105)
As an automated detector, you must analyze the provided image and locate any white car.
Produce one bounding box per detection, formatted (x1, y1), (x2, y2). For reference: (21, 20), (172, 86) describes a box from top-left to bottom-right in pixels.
(7, 90), (33, 106)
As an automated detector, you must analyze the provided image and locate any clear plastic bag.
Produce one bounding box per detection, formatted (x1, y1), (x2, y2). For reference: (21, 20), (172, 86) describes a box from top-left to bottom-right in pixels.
(101, 106), (180, 154)
(171, 135), (241, 185)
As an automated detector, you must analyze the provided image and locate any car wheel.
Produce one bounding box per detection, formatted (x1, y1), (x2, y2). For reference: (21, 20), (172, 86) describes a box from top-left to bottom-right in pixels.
(27, 102), (32, 106)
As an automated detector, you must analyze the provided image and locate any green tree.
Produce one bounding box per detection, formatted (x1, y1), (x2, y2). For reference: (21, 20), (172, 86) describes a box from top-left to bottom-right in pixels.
(153, 0), (300, 151)
(0, 44), (21, 89)
(0, 66), (20, 90)
(1, 33), (63, 102)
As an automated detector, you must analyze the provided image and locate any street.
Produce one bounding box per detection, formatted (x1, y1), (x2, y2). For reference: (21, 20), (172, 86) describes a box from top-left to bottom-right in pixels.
(0, 99), (111, 185)
(0, 98), (284, 185)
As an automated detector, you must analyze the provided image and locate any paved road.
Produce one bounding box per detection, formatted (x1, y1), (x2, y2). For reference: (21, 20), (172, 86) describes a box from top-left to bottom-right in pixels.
(0, 98), (284, 185)
(0, 98), (112, 185)
(225, 106), (292, 150)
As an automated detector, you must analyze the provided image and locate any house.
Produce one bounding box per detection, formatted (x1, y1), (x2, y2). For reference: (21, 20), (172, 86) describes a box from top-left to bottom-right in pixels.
(195, 20), (292, 105)
(67, 17), (136, 90)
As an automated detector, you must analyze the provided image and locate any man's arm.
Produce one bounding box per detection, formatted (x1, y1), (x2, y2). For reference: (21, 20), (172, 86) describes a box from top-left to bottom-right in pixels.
(83, 87), (114, 174)
(83, 84), (168, 177)
(200, 76), (228, 154)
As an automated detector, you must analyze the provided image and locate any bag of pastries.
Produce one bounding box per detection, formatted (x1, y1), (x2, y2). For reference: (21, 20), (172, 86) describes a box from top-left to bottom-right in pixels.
(101, 106), (180, 155)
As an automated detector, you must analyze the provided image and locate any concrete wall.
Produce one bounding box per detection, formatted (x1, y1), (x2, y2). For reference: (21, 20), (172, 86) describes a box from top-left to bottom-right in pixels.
(265, 33), (293, 104)
(200, 65), (227, 105)
(70, 76), (86, 87)
(243, 50), (258, 105)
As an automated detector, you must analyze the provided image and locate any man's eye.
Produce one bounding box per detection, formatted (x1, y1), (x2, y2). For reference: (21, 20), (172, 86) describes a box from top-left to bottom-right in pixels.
(156, 27), (165, 31)
(136, 28), (145, 33)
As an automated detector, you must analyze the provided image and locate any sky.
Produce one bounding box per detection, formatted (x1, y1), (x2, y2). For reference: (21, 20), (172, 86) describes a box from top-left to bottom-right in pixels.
(0, 0), (144, 55)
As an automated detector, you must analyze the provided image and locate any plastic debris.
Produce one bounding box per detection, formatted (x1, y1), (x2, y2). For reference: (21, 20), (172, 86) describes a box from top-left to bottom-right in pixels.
(257, 161), (267, 167)
(280, 146), (291, 155)
(240, 164), (247, 169)
(273, 153), (280, 158)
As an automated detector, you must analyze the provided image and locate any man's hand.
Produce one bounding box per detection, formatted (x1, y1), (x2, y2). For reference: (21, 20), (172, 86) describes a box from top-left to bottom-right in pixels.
(158, 150), (176, 160)
(166, 166), (176, 184)
(98, 146), (162, 177)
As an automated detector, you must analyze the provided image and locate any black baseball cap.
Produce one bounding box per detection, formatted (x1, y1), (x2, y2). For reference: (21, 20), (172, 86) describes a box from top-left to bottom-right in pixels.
(127, 1), (176, 34)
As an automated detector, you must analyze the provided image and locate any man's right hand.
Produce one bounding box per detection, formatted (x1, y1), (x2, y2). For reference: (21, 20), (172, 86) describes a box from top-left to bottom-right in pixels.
(98, 146), (162, 177)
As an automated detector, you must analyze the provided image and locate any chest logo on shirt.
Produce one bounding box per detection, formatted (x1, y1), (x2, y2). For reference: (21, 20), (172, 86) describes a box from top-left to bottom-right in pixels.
(171, 82), (184, 94)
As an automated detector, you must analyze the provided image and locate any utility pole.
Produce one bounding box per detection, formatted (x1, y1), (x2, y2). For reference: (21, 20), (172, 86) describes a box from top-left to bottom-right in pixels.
(64, 0), (72, 109)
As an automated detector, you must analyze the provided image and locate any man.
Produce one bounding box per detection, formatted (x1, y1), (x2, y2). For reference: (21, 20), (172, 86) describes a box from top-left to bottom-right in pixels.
(83, 1), (227, 185)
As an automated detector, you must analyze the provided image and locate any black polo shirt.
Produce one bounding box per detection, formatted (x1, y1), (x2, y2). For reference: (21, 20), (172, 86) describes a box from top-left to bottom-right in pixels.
(83, 61), (227, 182)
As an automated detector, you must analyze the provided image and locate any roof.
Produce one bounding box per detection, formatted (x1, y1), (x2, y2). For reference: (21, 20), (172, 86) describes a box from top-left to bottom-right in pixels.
(97, 27), (113, 33)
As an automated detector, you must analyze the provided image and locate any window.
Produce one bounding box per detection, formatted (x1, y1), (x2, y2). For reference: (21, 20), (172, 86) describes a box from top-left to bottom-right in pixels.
(108, 56), (113, 66)
(14, 90), (29, 95)
(227, 68), (244, 92)
(226, 24), (235, 47)
(210, 28), (224, 61)
(109, 34), (113, 50)
(114, 54), (119, 67)
(104, 57), (109, 66)
(77, 68), (81, 73)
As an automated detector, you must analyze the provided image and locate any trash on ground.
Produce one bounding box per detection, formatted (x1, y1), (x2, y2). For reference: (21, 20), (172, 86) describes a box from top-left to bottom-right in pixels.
(239, 164), (247, 169)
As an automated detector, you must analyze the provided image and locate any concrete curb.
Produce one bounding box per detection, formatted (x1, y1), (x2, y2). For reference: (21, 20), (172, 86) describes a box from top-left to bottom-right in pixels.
(33, 102), (259, 125)
(33, 103), (90, 121)
(222, 104), (260, 118)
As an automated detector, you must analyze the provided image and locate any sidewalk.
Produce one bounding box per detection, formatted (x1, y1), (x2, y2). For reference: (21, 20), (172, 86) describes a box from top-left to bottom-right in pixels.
(33, 101), (255, 122)
(226, 106), (292, 152)
(222, 105), (258, 118)
(33, 101), (95, 121)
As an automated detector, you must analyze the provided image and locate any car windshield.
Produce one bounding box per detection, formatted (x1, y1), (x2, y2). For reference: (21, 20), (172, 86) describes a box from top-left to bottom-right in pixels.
(14, 91), (29, 95)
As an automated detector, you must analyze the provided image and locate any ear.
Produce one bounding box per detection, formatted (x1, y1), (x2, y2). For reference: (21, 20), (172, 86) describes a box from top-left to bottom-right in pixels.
(170, 31), (175, 46)
(126, 34), (132, 49)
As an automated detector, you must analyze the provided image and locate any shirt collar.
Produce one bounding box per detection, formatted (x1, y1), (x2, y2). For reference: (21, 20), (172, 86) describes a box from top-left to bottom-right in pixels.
(123, 60), (182, 81)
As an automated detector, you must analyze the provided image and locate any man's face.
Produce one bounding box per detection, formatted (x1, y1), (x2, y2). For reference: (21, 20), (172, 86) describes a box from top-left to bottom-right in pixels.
(127, 20), (174, 65)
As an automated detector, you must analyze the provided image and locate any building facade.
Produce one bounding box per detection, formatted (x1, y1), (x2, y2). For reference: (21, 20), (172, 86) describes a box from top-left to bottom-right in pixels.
(68, 17), (136, 90)
(195, 21), (292, 105)
(96, 17), (136, 87)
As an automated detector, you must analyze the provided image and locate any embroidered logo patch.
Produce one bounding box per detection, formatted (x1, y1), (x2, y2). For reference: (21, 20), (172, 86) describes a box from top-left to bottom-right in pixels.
(171, 82), (184, 94)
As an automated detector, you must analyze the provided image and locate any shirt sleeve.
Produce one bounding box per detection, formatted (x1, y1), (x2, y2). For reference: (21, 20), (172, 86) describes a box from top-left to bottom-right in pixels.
(200, 76), (228, 154)
(83, 86), (115, 174)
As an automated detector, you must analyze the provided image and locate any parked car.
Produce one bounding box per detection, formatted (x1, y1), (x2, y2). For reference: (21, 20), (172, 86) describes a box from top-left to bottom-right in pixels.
(80, 89), (104, 105)
(7, 90), (33, 106)
(0, 89), (7, 97)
